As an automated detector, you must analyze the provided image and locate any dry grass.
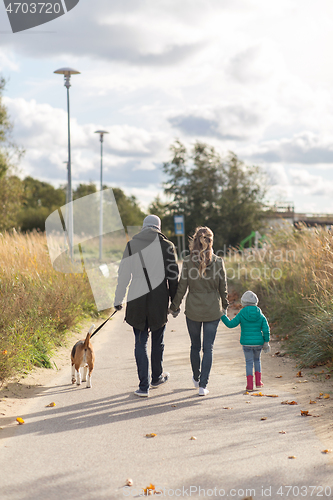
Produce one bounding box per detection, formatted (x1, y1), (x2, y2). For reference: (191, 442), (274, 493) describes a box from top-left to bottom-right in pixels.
(0, 231), (98, 383)
(225, 225), (333, 367)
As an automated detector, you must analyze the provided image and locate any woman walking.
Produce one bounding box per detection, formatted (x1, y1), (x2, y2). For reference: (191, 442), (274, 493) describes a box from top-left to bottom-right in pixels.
(169, 227), (228, 396)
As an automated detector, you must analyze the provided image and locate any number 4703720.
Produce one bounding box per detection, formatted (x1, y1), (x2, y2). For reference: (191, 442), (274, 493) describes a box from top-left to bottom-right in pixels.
(276, 485), (332, 497)
(5, 3), (61, 14)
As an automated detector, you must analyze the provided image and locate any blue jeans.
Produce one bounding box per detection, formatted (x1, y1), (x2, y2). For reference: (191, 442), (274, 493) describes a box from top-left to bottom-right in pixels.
(186, 317), (220, 388)
(133, 320), (166, 392)
(242, 346), (262, 376)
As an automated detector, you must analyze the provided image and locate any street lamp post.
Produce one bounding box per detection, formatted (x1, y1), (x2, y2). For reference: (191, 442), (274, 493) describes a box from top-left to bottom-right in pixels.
(63, 160), (69, 247)
(54, 67), (80, 259)
(94, 130), (109, 261)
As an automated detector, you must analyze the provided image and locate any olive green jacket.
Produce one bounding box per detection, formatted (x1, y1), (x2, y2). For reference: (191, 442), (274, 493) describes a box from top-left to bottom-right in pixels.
(170, 254), (228, 322)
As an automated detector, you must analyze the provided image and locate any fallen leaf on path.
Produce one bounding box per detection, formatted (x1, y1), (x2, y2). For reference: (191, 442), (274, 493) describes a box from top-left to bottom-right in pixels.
(275, 375), (283, 378)
(171, 405), (177, 407)
(145, 433), (157, 438)
(126, 479), (133, 486)
(309, 400), (317, 404)
(2, 350), (7, 355)
(190, 436), (197, 440)
(244, 391), (249, 395)
(324, 394), (330, 399)
(260, 417), (267, 420)
(223, 407), (233, 409)
(46, 402), (56, 407)
(143, 484), (156, 495)
(319, 392), (324, 396)
(279, 430), (287, 434)
(288, 455), (297, 459)
(16, 417), (24, 425)
(322, 449), (332, 454)
(301, 410), (311, 416)
(296, 371), (303, 377)
(281, 400), (298, 405)
(251, 392), (264, 397)
(266, 394), (279, 397)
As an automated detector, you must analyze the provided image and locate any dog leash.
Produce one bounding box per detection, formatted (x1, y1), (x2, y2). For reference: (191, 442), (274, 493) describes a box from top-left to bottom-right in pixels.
(90, 310), (118, 339)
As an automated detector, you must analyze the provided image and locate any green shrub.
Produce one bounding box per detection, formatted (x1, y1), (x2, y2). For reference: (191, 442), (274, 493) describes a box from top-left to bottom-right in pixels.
(0, 231), (99, 383)
(225, 225), (333, 367)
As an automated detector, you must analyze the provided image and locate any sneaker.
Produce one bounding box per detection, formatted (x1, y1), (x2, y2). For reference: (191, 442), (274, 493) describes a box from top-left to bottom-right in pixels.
(199, 387), (209, 396)
(134, 389), (149, 397)
(192, 376), (199, 388)
(150, 372), (170, 387)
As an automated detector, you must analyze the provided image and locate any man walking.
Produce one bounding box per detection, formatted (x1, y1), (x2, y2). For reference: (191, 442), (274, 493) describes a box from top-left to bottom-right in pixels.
(114, 215), (179, 397)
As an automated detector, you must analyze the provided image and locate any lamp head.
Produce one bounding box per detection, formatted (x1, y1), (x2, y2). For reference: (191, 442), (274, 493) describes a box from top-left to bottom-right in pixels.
(54, 68), (80, 88)
(95, 130), (109, 142)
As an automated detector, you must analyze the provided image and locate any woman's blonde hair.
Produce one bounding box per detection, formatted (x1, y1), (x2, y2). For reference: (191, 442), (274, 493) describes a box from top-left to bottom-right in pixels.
(189, 226), (214, 277)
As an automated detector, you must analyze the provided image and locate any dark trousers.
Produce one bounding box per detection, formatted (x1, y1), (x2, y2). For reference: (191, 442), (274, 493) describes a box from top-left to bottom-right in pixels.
(133, 320), (166, 392)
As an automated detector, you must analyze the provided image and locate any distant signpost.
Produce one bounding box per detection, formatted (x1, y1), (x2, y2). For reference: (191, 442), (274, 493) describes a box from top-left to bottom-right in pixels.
(174, 215), (185, 259)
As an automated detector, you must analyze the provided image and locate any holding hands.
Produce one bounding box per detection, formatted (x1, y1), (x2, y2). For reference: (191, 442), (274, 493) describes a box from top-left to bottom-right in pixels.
(168, 307), (180, 318)
(263, 342), (271, 353)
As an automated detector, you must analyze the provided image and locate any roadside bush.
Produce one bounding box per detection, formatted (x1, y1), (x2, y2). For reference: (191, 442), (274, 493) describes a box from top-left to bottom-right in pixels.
(0, 231), (98, 383)
(225, 224), (333, 367)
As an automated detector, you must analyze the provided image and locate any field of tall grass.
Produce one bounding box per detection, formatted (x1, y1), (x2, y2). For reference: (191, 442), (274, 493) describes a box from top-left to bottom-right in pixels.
(0, 231), (99, 384)
(225, 224), (333, 368)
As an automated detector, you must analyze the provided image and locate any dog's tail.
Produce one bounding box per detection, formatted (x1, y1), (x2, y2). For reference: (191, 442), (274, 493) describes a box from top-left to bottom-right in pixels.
(83, 324), (95, 349)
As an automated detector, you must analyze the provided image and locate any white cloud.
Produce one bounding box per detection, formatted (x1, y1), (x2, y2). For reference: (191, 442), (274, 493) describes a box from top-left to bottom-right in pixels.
(0, 49), (19, 72)
(248, 132), (333, 164)
(289, 168), (333, 196)
(3, 0), (333, 213)
(3, 96), (168, 195)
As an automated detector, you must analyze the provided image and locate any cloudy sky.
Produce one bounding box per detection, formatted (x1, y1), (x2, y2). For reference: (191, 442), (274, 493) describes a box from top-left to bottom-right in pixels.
(1, 0), (333, 213)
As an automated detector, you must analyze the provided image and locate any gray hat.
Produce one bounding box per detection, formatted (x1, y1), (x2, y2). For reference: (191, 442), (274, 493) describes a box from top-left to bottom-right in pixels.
(142, 214), (161, 231)
(241, 290), (258, 307)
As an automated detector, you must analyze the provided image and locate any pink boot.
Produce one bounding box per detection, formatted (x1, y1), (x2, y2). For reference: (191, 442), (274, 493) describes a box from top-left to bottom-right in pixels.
(246, 375), (253, 391)
(255, 371), (264, 388)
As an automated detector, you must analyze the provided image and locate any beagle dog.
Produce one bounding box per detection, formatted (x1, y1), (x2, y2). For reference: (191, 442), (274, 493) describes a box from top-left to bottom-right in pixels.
(71, 325), (95, 388)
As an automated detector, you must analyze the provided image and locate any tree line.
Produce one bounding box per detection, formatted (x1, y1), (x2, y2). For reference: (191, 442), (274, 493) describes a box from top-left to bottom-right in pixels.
(150, 140), (266, 251)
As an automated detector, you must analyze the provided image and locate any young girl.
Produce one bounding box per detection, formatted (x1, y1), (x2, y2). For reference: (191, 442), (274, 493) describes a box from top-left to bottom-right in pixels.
(221, 290), (270, 391)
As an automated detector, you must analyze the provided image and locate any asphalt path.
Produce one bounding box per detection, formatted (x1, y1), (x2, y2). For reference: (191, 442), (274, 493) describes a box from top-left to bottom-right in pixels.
(0, 310), (332, 500)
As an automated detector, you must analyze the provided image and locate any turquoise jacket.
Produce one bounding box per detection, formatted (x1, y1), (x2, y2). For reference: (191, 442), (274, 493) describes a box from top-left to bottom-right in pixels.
(221, 306), (270, 345)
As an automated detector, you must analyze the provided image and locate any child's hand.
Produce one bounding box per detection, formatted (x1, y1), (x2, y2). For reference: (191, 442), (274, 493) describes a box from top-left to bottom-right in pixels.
(263, 342), (271, 353)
